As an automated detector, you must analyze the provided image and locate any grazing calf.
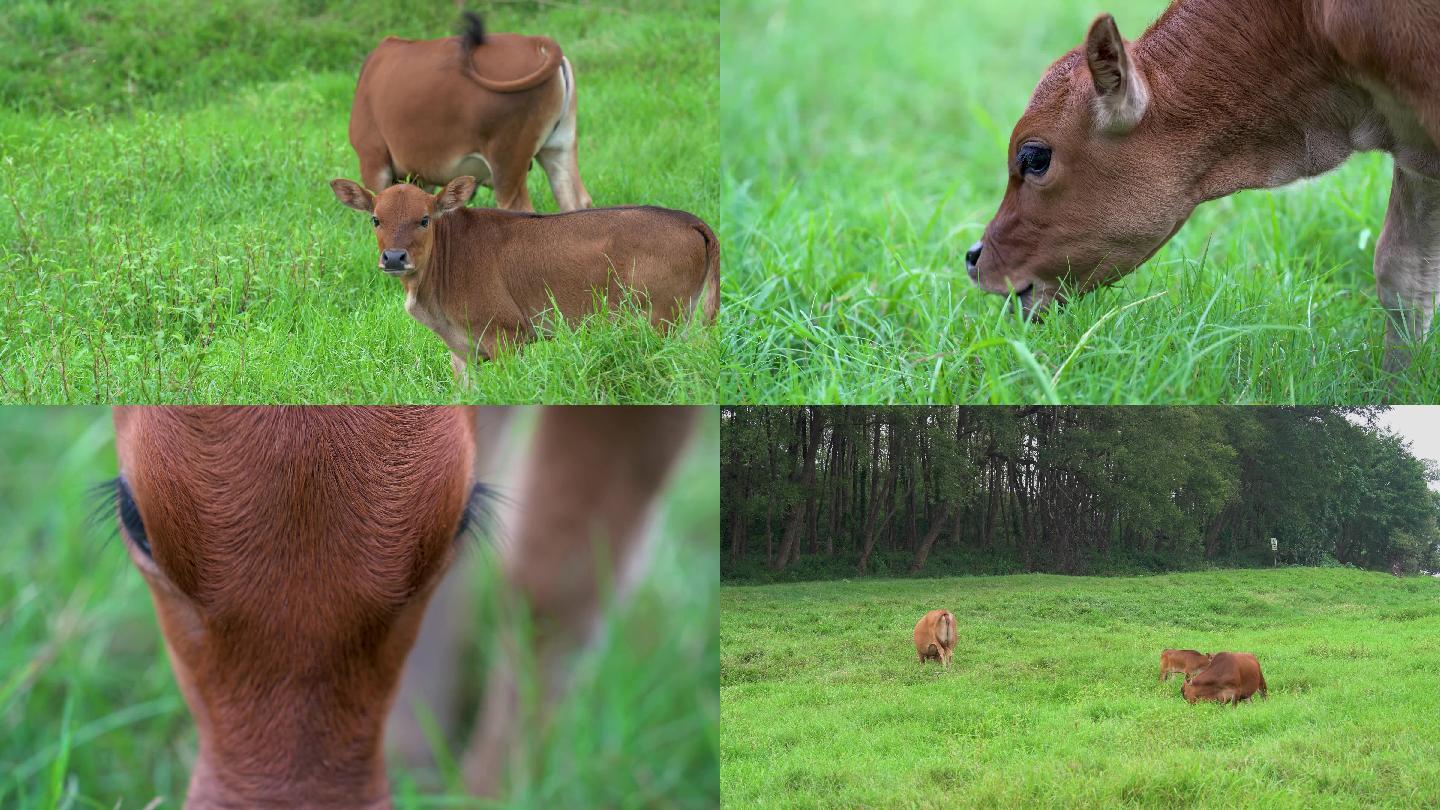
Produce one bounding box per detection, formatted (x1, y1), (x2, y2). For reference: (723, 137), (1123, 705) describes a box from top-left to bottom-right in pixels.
(913, 609), (957, 668)
(1181, 652), (1268, 705)
(111, 406), (695, 807)
(968, 0), (1440, 372)
(1159, 648), (1212, 682)
(330, 177), (720, 380)
(348, 13), (590, 211)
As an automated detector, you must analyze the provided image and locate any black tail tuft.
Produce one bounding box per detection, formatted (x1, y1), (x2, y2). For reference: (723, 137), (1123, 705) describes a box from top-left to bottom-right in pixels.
(460, 11), (486, 50)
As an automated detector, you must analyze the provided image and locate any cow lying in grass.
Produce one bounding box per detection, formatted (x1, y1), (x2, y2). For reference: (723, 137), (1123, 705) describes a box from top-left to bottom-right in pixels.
(1182, 652), (1268, 705)
(331, 176), (720, 381)
(913, 609), (956, 668)
(967, 0), (1440, 373)
(1159, 648), (1212, 682)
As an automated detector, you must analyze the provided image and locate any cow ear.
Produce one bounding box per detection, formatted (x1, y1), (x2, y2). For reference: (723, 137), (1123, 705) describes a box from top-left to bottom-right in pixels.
(436, 176), (478, 215)
(330, 179), (374, 213)
(1084, 14), (1147, 134)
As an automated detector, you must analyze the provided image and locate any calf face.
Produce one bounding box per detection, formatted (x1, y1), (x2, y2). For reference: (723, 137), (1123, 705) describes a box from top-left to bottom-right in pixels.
(112, 407), (477, 808)
(1159, 648), (1212, 682)
(970, 14), (1188, 316)
(332, 178), (478, 276)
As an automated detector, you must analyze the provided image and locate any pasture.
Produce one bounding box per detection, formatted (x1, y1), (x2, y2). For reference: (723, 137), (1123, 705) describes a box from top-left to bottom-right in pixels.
(720, 0), (1440, 403)
(0, 407), (719, 808)
(0, 0), (719, 404)
(721, 569), (1440, 806)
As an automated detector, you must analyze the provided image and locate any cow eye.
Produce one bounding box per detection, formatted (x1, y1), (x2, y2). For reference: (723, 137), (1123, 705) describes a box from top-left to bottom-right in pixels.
(371, 216), (380, 227)
(1017, 143), (1052, 178)
(116, 478), (151, 557)
(420, 215), (429, 228)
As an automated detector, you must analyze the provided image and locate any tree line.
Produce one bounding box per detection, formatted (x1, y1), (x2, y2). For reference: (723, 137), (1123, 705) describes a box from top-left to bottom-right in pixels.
(721, 407), (1440, 581)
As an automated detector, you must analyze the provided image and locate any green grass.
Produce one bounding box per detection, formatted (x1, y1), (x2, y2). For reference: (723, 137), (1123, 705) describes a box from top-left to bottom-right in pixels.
(721, 568), (1440, 806)
(719, 0), (1440, 403)
(0, 407), (719, 807)
(0, 0), (719, 404)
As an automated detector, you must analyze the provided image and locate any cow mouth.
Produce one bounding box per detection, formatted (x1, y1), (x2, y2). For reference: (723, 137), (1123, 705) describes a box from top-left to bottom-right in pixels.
(379, 264), (413, 277)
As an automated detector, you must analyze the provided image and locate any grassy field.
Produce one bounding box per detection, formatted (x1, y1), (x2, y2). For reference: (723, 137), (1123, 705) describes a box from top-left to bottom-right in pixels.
(0, 0), (719, 404)
(0, 407), (719, 808)
(719, 0), (1440, 403)
(721, 568), (1440, 806)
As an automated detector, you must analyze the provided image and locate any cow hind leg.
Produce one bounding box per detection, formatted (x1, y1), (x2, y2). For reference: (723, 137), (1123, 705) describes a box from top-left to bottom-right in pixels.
(356, 145), (395, 193)
(461, 406), (696, 797)
(537, 58), (592, 211)
(1375, 165), (1440, 375)
(487, 144), (537, 213)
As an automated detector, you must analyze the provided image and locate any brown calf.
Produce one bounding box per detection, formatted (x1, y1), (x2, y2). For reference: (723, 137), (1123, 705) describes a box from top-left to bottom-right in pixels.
(348, 14), (591, 212)
(330, 177), (719, 381)
(1181, 652), (1269, 705)
(913, 609), (957, 668)
(1159, 648), (1212, 682)
(111, 406), (696, 807)
(969, 0), (1440, 372)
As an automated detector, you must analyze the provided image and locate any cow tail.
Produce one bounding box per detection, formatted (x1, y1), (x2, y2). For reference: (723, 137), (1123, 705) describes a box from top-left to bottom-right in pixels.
(938, 611), (956, 648)
(694, 220), (720, 324)
(1259, 674), (1268, 699)
(460, 11), (486, 51)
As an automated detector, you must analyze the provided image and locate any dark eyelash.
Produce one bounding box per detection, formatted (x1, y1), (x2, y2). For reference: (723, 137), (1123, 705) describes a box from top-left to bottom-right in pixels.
(455, 482), (505, 550)
(88, 476), (150, 556)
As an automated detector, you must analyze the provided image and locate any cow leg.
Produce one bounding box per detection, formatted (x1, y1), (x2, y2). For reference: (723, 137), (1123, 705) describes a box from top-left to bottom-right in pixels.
(356, 145), (395, 193)
(488, 146), (536, 213)
(462, 406), (696, 797)
(451, 353), (470, 387)
(1375, 165), (1440, 374)
(536, 64), (591, 212)
(386, 408), (516, 775)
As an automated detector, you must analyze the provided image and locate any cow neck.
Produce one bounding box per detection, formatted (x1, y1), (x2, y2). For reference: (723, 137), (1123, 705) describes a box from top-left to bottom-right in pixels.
(409, 210), (472, 316)
(1133, 0), (1354, 204)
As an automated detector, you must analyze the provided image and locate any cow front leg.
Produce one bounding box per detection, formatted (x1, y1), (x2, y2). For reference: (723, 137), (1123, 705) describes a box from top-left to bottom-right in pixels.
(461, 406), (697, 797)
(451, 353), (470, 387)
(1375, 165), (1440, 375)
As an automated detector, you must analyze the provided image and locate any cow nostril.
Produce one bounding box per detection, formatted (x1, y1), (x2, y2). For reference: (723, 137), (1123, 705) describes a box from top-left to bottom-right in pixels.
(382, 249), (408, 266)
(965, 241), (983, 281)
(965, 241), (983, 267)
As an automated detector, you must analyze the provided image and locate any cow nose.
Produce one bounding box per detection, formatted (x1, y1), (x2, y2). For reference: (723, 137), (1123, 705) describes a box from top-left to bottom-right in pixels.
(381, 249), (409, 268)
(965, 241), (983, 281)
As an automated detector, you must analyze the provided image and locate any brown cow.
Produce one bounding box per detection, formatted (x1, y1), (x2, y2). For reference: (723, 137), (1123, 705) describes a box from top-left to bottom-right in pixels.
(1181, 652), (1269, 705)
(330, 177), (719, 381)
(1159, 648), (1212, 682)
(968, 0), (1440, 372)
(110, 406), (697, 807)
(348, 13), (591, 212)
(913, 609), (957, 668)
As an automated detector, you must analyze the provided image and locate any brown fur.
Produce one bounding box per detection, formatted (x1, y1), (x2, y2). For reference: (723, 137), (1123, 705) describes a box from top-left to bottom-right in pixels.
(1159, 648), (1212, 682)
(348, 20), (590, 211)
(972, 0), (1440, 372)
(330, 178), (719, 381)
(1181, 652), (1269, 705)
(112, 406), (697, 806)
(913, 609), (957, 668)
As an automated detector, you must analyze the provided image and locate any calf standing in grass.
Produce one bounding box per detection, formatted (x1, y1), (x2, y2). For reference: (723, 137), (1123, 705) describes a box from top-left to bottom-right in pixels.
(1159, 648), (1212, 682)
(968, 0), (1440, 372)
(1182, 652), (1268, 705)
(348, 13), (590, 212)
(331, 176), (719, 381)
(913, 609), (956, 668)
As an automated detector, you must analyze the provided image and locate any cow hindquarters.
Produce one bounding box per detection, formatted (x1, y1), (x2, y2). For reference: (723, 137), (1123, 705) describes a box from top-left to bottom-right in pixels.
(1375, 165), (1440, 374)
(462, 406), (696, 796)
(536, 59), (592, 211)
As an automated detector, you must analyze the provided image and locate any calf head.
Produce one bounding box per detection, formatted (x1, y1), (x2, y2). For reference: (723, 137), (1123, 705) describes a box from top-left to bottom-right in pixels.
(332, 177), (478, 277)
(970, 14), (1192, 315)
(111, 407), (479, 808)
